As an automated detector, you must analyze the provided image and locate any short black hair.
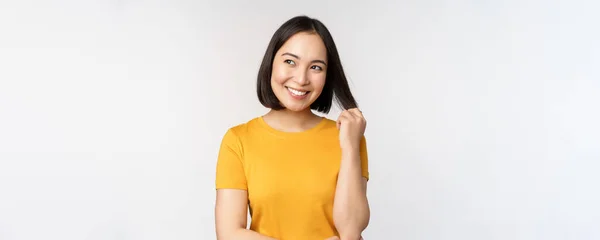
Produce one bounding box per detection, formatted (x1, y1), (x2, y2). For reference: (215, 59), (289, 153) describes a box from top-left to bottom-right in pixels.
(257, 15), (358, 114)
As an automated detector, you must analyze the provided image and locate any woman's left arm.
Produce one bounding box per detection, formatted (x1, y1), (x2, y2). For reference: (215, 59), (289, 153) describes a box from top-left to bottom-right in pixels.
(333, 108), (370, 240)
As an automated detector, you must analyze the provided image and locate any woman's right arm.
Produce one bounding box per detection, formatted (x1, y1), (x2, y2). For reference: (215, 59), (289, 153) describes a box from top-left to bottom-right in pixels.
(215, 189), (277, 240)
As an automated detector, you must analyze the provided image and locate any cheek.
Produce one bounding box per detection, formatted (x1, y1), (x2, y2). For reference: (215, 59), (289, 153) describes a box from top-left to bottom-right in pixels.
(311, 74), (327, 92)
(271, 64), (289, 85)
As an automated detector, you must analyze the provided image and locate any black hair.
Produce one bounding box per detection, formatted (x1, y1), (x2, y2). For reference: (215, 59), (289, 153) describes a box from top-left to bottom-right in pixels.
(256, 15), (358, 114)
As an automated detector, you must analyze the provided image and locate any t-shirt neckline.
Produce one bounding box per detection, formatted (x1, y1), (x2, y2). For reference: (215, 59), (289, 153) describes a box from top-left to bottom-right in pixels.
(257, 116), (328, 137)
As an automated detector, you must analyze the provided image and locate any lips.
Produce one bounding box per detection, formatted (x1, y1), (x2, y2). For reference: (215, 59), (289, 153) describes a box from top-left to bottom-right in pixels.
(286, 86), (309, 96)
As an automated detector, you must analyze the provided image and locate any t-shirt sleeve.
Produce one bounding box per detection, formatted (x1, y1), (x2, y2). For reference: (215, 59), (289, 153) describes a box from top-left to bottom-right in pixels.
(215, 128), (248, 190)
(360, 136), (370, 181)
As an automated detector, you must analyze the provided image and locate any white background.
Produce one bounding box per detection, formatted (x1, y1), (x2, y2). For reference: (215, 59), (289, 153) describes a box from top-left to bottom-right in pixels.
(1, 0), (599, 239)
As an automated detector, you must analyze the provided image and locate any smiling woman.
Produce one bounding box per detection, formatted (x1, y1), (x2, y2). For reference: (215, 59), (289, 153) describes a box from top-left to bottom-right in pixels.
(215, 15), (370, 240)
(256, 16), (358, 114)
(268, 32), (328, 111)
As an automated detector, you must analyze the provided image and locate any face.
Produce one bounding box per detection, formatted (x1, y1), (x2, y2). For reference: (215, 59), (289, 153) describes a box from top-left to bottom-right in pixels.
(271, 32), (328, 112)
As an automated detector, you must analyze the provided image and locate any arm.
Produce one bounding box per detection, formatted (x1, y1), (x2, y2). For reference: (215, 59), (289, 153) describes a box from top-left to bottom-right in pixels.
(215, 129), (275, 239)
(333, 150), (370, 240)
(215, 189), (277, 240)
(334, 108), (371, 240)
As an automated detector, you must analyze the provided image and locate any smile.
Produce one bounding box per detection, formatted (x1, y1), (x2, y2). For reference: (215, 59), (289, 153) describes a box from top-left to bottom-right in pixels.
(286, 87), (309, 96)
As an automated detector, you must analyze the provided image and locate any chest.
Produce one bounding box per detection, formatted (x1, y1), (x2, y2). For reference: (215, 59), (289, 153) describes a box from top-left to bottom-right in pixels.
(243, 138), (342, 205)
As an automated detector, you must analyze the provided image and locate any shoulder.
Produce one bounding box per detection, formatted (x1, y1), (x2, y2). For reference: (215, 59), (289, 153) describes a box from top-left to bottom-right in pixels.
(221, 117), (263, 138)
(317, 117), (339, 133)
(321, 117), (337, 125)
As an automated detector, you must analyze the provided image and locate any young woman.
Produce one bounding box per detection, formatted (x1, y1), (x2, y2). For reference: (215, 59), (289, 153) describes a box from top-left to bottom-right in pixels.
(215, 15), (370, 240)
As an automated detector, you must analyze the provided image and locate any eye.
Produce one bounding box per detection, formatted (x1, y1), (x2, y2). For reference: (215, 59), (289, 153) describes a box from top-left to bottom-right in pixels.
(284, 59), (295, 65)
(311, 65), (323, 71)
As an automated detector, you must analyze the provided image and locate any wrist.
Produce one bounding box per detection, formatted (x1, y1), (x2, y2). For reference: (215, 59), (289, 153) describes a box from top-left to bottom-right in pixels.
(341, 140), (360, 152)
(341, 146), (360, 157)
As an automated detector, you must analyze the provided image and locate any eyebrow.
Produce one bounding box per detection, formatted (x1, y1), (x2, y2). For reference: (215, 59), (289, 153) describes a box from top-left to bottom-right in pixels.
(282, 52), (327, 66)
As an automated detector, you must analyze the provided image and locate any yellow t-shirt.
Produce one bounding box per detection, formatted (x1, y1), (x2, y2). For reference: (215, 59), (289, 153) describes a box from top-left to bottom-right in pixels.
(215, 116), (369, 240)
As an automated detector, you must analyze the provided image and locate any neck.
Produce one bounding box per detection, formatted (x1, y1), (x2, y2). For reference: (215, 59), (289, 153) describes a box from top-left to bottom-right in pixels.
(263, 108), (322, 132)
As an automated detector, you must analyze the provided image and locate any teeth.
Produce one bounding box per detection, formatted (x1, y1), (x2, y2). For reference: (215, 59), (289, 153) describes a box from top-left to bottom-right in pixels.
(287, 87), (307, 96)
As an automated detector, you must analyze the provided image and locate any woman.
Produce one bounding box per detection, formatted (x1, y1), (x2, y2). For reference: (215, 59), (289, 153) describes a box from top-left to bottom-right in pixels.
(215, 15), (370, 240)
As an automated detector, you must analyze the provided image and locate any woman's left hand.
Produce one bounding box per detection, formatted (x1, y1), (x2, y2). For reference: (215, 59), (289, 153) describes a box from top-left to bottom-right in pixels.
(336, 108), (366, 151)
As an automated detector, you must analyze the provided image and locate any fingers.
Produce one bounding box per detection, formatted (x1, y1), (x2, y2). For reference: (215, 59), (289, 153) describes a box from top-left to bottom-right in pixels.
(337, 108), (366, 129)
(347, 107), (363, 119)
(345, 108), (366, 125)
(336, 112), (351, 129)
(342, 108), (365, 122)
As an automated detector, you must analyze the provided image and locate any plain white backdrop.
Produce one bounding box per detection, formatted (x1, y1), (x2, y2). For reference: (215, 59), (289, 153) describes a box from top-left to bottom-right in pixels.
(1, 0), (599, 239)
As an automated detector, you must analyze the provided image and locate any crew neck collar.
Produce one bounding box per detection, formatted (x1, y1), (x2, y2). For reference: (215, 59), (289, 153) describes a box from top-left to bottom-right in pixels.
(257, 116), (328, 137)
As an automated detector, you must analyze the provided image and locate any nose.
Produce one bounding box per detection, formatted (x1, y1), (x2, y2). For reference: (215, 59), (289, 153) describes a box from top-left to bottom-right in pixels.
(293, 69), (309, 85)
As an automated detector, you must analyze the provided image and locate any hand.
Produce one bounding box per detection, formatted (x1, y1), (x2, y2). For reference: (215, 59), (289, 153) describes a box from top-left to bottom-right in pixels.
(336, 108), (366, 151)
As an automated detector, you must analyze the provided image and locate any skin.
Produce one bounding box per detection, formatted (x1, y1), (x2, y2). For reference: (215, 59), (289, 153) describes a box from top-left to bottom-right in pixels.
(215, 31), (369, 240)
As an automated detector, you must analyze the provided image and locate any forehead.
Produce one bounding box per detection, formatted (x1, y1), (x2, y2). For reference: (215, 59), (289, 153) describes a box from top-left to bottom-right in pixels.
(277, 32), (327, 61)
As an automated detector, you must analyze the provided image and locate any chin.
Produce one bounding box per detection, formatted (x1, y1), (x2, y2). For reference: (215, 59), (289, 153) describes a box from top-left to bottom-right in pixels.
(282, 104), (310, 112)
